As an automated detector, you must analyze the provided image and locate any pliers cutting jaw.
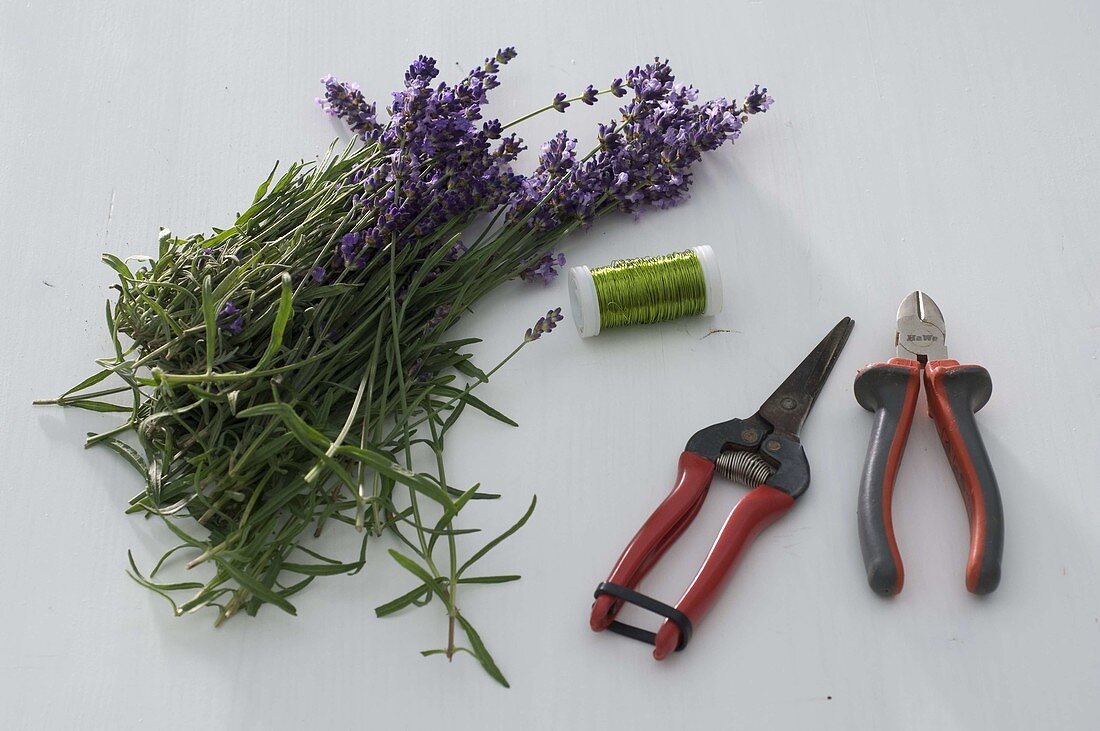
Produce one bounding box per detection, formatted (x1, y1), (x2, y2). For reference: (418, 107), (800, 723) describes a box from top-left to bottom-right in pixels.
(856, 291), (1003, 596)
(591, 318), (854, 660)
(895, 290), (948, 362)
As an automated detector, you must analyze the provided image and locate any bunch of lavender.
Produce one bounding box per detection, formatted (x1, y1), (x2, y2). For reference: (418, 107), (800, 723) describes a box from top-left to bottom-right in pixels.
(41, 49), (770, 685)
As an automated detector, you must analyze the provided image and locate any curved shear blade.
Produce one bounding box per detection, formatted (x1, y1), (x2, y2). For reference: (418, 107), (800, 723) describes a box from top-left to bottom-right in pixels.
(756, 317), (855, 438)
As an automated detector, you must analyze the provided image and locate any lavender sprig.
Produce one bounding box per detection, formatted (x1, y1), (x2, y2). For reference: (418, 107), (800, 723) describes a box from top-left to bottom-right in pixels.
(744, 84), (774, 114)
(524, 308), (564, 341)
(519, 253), (567, 285)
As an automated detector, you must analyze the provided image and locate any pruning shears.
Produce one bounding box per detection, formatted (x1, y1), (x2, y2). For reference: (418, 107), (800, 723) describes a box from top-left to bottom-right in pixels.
(590, 317), (854, 659)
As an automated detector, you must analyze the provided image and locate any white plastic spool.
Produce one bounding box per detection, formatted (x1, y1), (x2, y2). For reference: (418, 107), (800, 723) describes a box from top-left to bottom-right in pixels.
(567, 245), (723, 338)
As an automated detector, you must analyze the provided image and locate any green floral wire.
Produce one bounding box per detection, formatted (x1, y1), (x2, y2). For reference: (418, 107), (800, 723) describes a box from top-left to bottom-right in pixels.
(590, 249), (708, 330)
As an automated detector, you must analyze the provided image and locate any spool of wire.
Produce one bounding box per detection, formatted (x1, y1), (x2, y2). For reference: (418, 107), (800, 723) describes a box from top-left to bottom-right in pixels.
(568, 245), (723, 338)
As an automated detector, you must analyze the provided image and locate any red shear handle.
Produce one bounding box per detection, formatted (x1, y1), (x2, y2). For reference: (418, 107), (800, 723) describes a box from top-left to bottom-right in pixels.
(653, 485), (795, 659)
(924, 360), (1004, 594)
(590, 451), (715, 632)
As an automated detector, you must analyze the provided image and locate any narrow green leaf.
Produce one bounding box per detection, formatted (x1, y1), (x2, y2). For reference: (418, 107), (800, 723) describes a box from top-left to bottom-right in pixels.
(428, 482), (481, 553)
(278, 575), (315, 599)
(293, 545), (344, 564)
(100, 253), (133, 282)
(125, 551), (203, 615)
(104, 300), (125, 361)
(61, 369), (112, 398)
(212, 555), (298, 616)
(459, 495), (537, 577)
(435, 386), (518, 427)
(339, 444), (454, 508)
(157, 227), (172, 258)
(237, 402), (327, 446)
(253, 273), (294, 370)
(432, 337), (482, 351)
(458, 575), (521, 585)
(201, 226), (238, 248)
(201, 276), (216, 374)
(375, 583), (434, 617)
(453, 357), (488, 383)
(456, 614), (509, 688)
(439, 482), (479, 524)
(66, 400), (133, 413)
(387, 550), (448, 603)
(421, 649), (450, 657)
(460, 391), (518, 427)
(306, 284), (359, 300)
(149, 544), (195, 578)
(252, 161), (279, 204)
(100, 437), (148, 477)
(441, 397), (468, 432)
(281, 561), (362, 576)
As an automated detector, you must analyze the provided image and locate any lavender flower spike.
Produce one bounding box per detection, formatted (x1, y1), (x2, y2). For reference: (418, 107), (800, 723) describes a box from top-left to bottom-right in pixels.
(520, 253), (567, 285)
(318, 75), (380, 139)
(581, 85), (599, 105)
(218, 300), (244, 335)
(525, 307), (564, 342)
(552, 92), (570, 112)
(744, 84), (774, 114)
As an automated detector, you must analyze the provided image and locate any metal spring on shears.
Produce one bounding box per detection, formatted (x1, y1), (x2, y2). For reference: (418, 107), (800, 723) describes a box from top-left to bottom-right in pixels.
(715, 450), (776, 487)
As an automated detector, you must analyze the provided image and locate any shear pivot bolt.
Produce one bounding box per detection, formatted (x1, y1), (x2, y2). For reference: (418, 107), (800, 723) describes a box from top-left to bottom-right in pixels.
(766, 440), (782, 452)
(780, 397), (797, 411)
(741, 428), (758, 442)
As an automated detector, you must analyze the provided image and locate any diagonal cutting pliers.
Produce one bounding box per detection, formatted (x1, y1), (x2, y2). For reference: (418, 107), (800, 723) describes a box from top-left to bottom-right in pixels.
(855, 291), (1003, 596)
(590, 317), (854, 659)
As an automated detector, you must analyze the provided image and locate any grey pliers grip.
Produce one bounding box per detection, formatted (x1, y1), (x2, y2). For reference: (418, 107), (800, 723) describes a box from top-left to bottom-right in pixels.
(855, 358), (920, 595)
(855, 357), (1004, 596)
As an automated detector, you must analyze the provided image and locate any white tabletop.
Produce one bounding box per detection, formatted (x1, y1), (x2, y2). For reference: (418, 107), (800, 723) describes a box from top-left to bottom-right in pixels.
(3, 1), (1099, 729)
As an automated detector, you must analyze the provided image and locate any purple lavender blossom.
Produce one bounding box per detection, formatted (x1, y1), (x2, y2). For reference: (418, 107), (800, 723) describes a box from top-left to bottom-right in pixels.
(310, 266), (325, 283)
(318, 76), (379, 140)
(505, 58), (759, 227)
(494, 133), (526, 160)
(597, 122), (622, 152)
(218, 301), (244, 335)
(405, 55), (440, 85)
(320, 52), (767, 287)
(429, 304), (452, 327)
(322, 52), (524, 268)
(339, 232), (363, 265)
(408, 357), (434, 382)
(519, 253), (567, 285)
(446, 240), (468, 260)
(524, 307), (564, 341)
(744, 84), (774, 114)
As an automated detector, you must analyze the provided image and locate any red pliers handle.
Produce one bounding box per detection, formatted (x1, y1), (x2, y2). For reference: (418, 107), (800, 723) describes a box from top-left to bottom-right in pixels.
(856, 357), (1003, 595)
(590, 451), (793, 659)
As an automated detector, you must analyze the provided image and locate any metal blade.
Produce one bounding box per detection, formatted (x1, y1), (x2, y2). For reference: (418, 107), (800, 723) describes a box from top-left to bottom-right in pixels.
(756, 316), (855, 438)
(895, 290), (948, 361)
